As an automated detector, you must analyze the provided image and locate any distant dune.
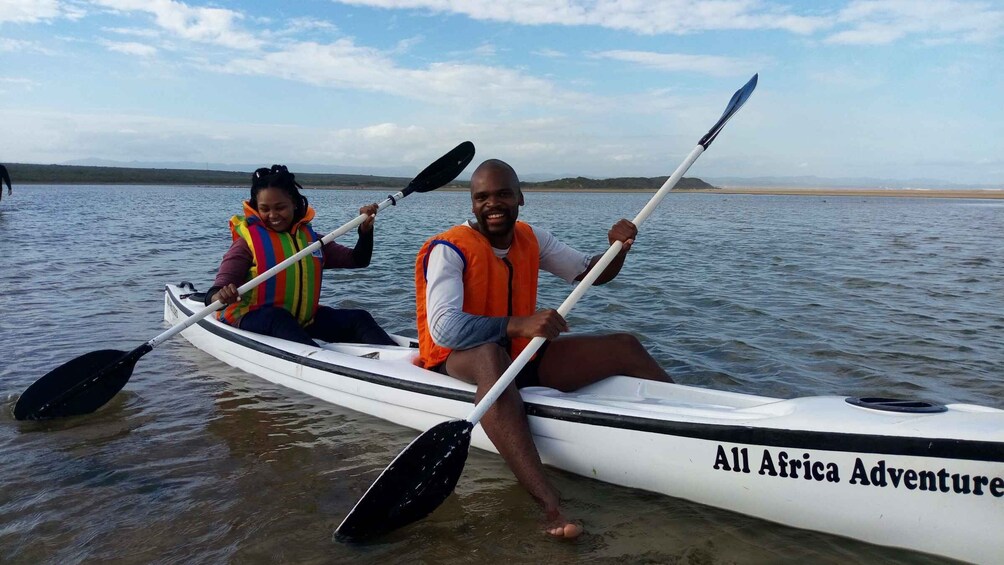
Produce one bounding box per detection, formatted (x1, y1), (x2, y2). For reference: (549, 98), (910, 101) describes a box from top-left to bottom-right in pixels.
(685, 188), (1004, 199)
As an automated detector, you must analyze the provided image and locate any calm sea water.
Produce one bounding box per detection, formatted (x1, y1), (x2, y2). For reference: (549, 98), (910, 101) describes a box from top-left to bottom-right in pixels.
(1, 185), (1002, 564)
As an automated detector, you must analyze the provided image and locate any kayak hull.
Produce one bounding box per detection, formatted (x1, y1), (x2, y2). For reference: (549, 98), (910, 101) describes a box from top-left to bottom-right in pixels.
(164, 284), (1004, 562)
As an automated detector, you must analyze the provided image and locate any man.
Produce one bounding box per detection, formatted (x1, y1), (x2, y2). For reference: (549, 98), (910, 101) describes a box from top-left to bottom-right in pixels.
(414, 159), (671, 538)
(0, 164), (11, 202)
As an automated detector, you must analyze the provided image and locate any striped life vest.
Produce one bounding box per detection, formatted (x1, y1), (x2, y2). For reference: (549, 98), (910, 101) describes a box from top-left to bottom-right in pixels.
(218, 201), (323, 326)
(414, 221), (540, 368)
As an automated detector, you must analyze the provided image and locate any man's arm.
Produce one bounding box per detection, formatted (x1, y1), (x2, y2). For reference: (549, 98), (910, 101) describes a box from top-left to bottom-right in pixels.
(574, 219), (637, 285)
(425, 244), (508, 349)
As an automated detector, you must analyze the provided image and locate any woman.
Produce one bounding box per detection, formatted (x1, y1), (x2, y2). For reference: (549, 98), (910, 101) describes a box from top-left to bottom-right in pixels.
(206, 164), (397, 346)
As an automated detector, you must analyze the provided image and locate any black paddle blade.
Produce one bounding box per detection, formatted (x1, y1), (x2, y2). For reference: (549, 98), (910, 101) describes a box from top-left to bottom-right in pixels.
(402, 141), (475, 196)
(335, 419), (474, 542)
(699, 73), (758, 149)
(12, 346), (148, 421)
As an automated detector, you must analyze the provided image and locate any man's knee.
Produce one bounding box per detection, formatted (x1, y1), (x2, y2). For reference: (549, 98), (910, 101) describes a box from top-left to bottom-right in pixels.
(608, 332), (644, 352)
(446, 342), (510, 384)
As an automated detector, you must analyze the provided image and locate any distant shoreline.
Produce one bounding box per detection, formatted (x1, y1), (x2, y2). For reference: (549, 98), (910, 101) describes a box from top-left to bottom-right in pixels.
(681, 188), (1004, 199)
(524, 187), (1004, 199)
(10, 184), (1004, 200)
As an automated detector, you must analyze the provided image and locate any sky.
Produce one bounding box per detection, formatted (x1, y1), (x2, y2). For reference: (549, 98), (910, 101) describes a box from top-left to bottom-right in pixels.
(1, 0), (1002, 186)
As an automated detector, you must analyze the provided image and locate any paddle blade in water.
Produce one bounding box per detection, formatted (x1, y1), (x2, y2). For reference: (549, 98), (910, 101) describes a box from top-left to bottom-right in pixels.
(335, 419), (473, 542)
(12, 347), (144, 420)
(403, 141), (475, 195)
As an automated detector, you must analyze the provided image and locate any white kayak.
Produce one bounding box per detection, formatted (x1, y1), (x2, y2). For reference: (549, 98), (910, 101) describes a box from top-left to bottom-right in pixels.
(165, 282), (1004, 563)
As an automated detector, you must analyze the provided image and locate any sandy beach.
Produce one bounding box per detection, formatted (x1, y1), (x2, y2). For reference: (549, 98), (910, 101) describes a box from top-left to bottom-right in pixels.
(521, 187), (1004, 199)
(680, 188), (1004, 199)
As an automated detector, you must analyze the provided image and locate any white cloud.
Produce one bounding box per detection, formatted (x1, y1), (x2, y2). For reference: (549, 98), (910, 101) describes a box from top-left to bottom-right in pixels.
(389, 35), (421, 54)
(0, 77), (38, 89)
(282, 16), (338, 33)
(808, 68), (884, 90)
(217, 39), (591, 111)
(336, 0), (1004, 45)
(0, 37), (59, 55)
(473, 43), (497, 57)
(358, 122), (422, 139)
(533, 48), (567, 58)
(826, 0), (1004, 45)
(0, 0), (64, 24)
(332, 0), (829, 35)
(0, 107), (673, 177)
(100, 39), (158, 57)
(101, 26), (163, 39)
(92, 0), (263, 49)
(392, 35), (423, 53)
(1, 38), (30, 51)
(592, 50), (760, 77)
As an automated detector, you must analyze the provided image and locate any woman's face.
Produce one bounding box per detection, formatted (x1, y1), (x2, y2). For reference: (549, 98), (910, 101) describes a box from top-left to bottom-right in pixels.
(255, 187), (296, 232)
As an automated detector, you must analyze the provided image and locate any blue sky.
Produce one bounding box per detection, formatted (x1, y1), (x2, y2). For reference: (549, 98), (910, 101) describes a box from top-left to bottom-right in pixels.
(1, 0), (1002, 185)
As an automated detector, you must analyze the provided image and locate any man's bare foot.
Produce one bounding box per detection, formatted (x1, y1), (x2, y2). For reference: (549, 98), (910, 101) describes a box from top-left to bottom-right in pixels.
(543, 511), (583, 539)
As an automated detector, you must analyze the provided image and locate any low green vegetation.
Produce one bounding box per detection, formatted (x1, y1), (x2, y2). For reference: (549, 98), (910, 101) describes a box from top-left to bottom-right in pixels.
(3, 163), (715, 190)
(2, 163), (416, 187)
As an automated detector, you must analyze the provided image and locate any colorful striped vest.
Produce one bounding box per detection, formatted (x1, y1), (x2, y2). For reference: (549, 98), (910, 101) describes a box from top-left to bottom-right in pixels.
(414, 222), (540, 369)
(218, 202), (323, 327)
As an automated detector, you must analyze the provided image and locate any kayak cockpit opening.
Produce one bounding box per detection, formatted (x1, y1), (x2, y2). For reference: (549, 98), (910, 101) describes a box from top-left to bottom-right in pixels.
(845, 397), (947, 413)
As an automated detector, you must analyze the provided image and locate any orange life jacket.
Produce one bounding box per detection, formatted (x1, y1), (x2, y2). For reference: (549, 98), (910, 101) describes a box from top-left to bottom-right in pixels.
(414, 222), (540, 368)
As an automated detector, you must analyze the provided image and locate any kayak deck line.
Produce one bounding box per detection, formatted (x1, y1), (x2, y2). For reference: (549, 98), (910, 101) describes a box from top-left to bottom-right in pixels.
(167, 286), (1004, 462)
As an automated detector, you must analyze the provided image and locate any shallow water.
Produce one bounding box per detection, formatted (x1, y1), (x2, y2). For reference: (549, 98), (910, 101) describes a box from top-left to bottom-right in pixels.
(2, 185), (1002, 564)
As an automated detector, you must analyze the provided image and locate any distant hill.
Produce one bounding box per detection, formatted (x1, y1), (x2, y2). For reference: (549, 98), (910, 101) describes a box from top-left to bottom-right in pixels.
(59, 158), (418, 178)
(526, 175), (714, 190)
(3, 163), (715, 190)
(2, 163), (423, 188)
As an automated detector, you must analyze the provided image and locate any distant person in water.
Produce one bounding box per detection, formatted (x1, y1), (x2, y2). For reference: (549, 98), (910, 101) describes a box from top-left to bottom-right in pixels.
(207, 164), (397, 347)
(0, 164), (11, 202)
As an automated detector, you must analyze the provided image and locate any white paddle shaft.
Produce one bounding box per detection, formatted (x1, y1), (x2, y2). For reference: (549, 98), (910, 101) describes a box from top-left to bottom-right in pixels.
(147, 190), (406, 349)
(467, 144), (706, 425)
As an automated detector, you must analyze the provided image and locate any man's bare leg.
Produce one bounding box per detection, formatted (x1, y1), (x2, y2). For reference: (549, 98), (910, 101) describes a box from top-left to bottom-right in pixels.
(537, 333), (672, 391)
(444, 343), (582, 538)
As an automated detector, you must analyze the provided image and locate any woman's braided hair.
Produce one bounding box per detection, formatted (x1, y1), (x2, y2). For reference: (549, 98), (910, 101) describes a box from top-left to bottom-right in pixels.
(249, 164), (309, 224)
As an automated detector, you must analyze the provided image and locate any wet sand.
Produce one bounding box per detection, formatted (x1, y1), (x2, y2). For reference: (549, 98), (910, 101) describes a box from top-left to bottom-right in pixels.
(520, 187), (1004, 199)
(683, 188), (1004, 199)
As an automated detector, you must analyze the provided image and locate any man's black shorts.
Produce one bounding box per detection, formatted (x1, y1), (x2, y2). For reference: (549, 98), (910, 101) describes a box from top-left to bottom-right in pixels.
(431, 341), (551, 389)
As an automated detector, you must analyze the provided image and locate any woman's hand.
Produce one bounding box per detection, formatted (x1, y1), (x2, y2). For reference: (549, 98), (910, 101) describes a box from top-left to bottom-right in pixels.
(358, 203), (379, 233)
(212, 283), (240, 305)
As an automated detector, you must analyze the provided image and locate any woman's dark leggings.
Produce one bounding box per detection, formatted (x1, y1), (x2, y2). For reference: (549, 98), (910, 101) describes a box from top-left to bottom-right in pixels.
(238, 306), (397, 346)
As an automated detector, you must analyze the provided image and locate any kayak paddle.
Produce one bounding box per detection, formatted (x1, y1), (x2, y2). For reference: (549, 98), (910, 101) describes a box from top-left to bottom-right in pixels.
(12, 141), (476, 421)
(335, 75), (758, 542)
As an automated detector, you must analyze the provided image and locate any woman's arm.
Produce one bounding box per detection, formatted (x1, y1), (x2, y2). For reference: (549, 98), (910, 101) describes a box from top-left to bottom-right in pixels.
(323, 202), (379, 269)
(205, 239), (253, 305)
